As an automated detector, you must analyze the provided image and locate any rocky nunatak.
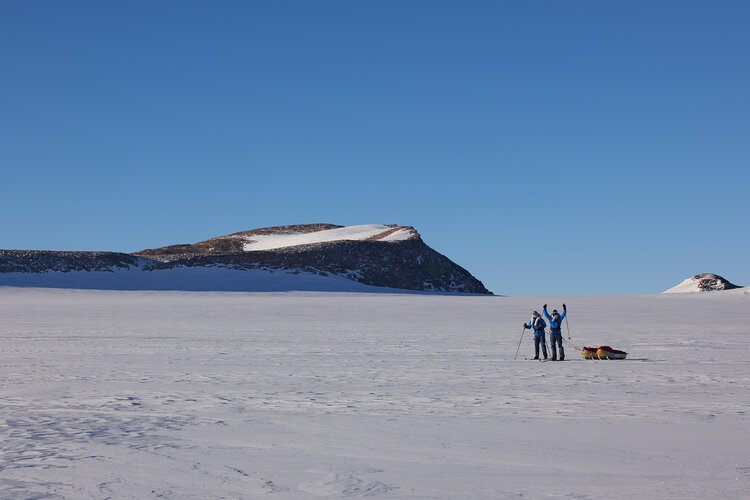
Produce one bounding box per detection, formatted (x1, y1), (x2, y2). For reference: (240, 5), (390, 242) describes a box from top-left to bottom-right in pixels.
(690, 273), (740, 291)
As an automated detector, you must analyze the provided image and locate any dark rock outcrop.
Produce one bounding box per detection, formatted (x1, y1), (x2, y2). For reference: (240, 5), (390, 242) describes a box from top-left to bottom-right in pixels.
(0, 250), (143, 273)
(689, 273), (741, 292)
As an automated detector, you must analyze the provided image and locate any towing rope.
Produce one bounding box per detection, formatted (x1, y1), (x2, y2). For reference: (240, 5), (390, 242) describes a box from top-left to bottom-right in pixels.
(561, 336), (584, 352)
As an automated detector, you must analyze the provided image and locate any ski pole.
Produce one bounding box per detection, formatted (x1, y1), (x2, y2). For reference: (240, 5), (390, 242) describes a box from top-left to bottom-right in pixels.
(513, 325), (526, 360)
(564, 311), (571, 340)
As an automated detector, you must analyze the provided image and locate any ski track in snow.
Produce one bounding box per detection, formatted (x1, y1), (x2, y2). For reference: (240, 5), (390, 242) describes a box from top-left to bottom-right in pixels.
(1, 287), (749, 498)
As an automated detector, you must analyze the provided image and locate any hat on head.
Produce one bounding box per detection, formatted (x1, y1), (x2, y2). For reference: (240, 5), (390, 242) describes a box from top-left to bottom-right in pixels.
(532, 311), (540, 317)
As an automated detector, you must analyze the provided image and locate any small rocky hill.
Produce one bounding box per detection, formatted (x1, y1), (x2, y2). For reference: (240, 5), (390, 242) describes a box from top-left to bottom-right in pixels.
(663, 273), (742, 293)
(0, 224), (491, 294)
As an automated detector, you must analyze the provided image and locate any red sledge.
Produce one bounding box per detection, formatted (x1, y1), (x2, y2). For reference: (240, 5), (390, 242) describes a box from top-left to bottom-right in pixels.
(582, 345), (627, 360)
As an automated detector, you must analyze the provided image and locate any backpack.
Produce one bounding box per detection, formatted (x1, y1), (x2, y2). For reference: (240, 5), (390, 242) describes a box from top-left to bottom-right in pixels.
(550, 315), (561, 330)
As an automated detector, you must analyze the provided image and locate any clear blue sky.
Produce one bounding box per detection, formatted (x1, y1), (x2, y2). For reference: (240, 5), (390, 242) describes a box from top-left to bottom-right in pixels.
(1, 1), (748, 295)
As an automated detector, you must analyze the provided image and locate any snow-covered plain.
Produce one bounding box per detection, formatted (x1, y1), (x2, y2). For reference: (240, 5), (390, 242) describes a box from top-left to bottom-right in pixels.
(1, 287), (749, 499)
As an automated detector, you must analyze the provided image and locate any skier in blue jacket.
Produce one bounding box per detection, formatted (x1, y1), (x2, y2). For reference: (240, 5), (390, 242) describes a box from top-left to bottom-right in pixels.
(523, 311), (547, 360)
(544, 303), (567, 361)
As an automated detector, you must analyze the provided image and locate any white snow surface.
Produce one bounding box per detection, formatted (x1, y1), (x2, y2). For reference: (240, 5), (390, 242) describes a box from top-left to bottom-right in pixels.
(1, 287), (750, 499)
(241, 224), (416, 251)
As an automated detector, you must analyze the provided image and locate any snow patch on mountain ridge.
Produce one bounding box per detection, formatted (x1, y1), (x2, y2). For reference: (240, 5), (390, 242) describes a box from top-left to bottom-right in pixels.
(241, 225), (417, 251)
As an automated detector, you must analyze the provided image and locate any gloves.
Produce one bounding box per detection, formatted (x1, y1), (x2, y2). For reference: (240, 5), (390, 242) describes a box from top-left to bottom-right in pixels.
(523, 323), (528, 329)
(543, 304), (547, 309)
(563, 303), (567, 310)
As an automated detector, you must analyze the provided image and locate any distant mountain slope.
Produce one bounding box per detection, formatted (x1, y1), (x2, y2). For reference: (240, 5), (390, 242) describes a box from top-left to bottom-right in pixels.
(135, 224), (490, 294)
(1, 224), (491, 294)
(663, 273), (742, 293)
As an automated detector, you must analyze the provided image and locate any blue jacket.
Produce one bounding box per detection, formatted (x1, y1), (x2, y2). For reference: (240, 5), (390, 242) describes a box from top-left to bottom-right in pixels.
(528, 317), (546, 336)
(544, 308), (566, 334)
